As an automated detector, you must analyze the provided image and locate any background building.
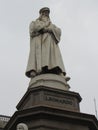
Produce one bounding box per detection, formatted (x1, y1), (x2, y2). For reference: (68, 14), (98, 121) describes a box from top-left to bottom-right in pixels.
(0, 115), (10, 130)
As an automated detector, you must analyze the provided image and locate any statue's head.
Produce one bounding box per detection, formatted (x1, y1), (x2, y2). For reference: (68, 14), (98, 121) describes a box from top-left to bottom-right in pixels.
(17, 123), (28, 130)
(39, 7), (50, 18)
(39, 7), (50, 14)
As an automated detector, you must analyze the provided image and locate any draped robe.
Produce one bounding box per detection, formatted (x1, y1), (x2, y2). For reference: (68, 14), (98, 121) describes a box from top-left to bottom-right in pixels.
(26, 19), (66, 77)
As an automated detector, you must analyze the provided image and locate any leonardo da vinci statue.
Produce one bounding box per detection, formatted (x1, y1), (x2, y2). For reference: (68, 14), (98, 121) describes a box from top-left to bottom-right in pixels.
(25, 7), (66, 78)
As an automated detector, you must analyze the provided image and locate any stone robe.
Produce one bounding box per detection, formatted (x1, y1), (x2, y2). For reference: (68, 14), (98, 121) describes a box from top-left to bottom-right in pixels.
(26, 19), (66, 77)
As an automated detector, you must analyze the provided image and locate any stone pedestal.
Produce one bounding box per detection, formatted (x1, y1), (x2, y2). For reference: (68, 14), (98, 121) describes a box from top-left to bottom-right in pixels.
(16, 86), (81, 112)
(4, 74), (98, 130)
(29, 74), (70, 90)
(4, 106), (98, 130)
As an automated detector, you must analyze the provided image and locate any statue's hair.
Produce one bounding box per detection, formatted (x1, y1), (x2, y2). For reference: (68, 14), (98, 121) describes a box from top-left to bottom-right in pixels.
(39, 7), (50, 14)
(17, 123), (28, 130)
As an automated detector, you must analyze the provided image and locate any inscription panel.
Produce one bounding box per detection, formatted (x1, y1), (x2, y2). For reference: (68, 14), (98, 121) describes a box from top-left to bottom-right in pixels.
(20, 88), (80, 112)
(43, 91), (79, 111)
(45, 95), (73, 105)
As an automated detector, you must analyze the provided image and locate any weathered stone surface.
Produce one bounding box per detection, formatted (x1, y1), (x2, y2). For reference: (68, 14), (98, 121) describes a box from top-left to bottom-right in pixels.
(16, 86), (81, 112)
(26, 7), (66, 78)
(29, 74), (70, 90)
(4, 106), (98, 130)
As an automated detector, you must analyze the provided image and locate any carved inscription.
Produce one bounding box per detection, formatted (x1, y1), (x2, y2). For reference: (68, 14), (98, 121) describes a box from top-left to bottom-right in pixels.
(45, 95), (73, 105)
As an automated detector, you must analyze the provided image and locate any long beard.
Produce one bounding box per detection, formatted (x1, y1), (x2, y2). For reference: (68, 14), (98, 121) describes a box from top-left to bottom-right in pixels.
(40, 15), (50, 22)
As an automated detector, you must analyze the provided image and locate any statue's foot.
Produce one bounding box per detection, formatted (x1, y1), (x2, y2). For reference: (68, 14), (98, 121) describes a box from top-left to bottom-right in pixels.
(59, 73), (70, 82)
(65, 76), (70, 82)
(30, 71), (36, 78)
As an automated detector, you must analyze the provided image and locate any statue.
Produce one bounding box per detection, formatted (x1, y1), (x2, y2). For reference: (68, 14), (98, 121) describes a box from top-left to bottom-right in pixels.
(17, 123), (28, 130)
(26, 7), (67, 78)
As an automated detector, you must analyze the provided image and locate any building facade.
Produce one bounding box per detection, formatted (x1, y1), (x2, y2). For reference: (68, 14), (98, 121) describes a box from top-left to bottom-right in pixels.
(0, 115), (10, 130)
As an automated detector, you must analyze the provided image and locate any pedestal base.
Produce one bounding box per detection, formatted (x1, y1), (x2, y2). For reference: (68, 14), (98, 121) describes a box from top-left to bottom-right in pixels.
(16, 86), (81, 112)
(4, 74), (98, 130)
(4, 106), (98, 130)
(29, 74), (70, 90)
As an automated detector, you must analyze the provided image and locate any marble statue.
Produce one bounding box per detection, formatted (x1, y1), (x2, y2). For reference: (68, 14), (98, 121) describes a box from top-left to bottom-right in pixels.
(26, 7), (66, 78)
(17, 123), (28, 130)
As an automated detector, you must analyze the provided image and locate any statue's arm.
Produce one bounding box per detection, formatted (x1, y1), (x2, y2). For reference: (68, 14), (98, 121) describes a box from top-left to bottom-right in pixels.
(45, 24), (61, 44)
(29, 21), (37, 37)
(29, 21), (45, 37)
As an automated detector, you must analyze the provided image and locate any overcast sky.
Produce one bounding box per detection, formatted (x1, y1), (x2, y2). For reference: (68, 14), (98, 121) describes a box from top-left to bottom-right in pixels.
(0, 0), (98, 117)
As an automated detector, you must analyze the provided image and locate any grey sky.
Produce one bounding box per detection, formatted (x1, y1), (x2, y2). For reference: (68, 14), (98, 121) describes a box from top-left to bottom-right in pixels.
(0, 0), (98, 117)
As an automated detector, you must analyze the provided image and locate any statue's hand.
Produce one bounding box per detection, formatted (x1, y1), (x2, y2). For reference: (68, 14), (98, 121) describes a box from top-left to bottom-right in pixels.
(39, 25), (52, 34)
(39, 29), (44, 34)
(47, 27), (52, 33)
(37, 28), (50, 34)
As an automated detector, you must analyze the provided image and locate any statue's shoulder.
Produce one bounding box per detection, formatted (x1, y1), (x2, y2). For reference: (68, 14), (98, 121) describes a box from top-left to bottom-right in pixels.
(29, 21), (35, 28)
(30, 19), (39, 26)
(30, 21), (35, 25)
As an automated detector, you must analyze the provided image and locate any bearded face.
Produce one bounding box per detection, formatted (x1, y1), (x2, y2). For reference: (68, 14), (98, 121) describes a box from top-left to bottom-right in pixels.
(40, 10), (50, 22)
